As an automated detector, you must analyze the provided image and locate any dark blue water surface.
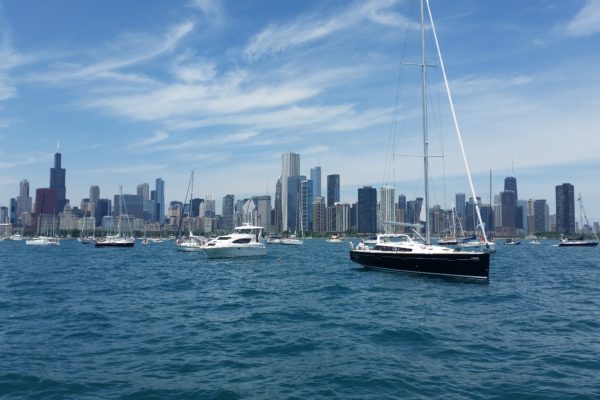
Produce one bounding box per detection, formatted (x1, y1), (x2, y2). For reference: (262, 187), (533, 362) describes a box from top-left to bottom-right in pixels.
(1, 239), (599, 399)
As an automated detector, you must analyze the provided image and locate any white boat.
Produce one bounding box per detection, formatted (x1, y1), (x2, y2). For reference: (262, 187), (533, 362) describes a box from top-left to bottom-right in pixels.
(95, 234), (135, 247)
(266, 235), (282, 244)
(201, 224), (266, 258)
(25, 236), (60, 246)
(9, 233), (23, 241)
(327, 234), (343, 243)
(281, 234), (304, 245)
(95, 186), (135, 248)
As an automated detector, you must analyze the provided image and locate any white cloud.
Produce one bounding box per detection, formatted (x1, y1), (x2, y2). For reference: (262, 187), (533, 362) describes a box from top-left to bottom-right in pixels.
(129, 131), (170, 148)
(563, 0), (600, 36)
(29, 20), (194, 85)
(243, 0), (407, 60)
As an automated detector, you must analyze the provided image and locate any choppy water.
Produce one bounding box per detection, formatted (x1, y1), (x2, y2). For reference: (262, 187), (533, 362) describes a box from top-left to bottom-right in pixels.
(1, 239), (599, 399)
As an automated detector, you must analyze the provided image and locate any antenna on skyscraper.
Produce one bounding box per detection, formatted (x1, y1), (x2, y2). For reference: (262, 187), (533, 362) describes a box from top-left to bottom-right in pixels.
(57, 141), (60, 152)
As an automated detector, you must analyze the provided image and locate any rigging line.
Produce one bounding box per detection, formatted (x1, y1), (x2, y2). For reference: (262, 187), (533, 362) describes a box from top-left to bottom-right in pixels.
(382, 11), (412, 188)
(425, 0), (488, 244)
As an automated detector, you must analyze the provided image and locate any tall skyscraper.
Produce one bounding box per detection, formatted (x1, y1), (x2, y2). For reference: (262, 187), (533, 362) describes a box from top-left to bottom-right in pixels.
(95, 198), (111, 227)
(49, 147), (67, 213)
(300, 179), (313, 232)
(257, 196), (272, 231)
(16, 179), (32, 219)
(310, 166), (321, 198)
(500, 190), (517, 235)
(455, 192), (466, 227)
(222, 194), (235, 230)
(534, 199), (547, 233)
(287, 175), (305, 232)
(358, 186), (377, 233)
(155, 178), (165, 224)
(281, 152), (300, 231)
(89, 185), (100, 215)
(379, 186), (395, 233)
(137, 183), (150, 201)
(504, 176), (518, 200)
(327, 174), (340, 207)
(274, 178), (282, 232)
(312, 196), (326, 232)
(555, 183), (575, 235)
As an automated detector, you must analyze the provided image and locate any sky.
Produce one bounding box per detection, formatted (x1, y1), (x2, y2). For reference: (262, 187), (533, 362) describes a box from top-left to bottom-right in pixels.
(0, 0), (599, 220)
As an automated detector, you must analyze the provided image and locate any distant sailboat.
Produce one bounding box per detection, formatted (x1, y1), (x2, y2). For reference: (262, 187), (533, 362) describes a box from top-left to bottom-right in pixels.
(559, 194), (598, 247)
(95, 186), (135, 247)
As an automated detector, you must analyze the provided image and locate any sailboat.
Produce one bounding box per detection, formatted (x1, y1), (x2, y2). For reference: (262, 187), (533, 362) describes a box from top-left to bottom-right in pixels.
(95, 186), (135, 247)
(349, 0), (490, 280)
(176, 171), (206, 252)
(558, 194), (598, 247)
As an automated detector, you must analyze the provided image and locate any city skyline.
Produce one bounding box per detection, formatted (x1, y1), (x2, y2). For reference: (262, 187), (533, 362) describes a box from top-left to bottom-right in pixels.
(0, 1), (600, 218)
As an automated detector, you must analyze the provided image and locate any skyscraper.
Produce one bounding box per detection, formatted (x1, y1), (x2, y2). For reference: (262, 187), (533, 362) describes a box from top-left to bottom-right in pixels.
(534, 199), (547, 233)
(274, 178), (282, 232)
(555, 183), (575, 235)
(89, 185), (100, 215)
(137, 183), (150, 201)
(281, 152), (300, 232)
(358, 186), (377, 233)
(379, 186), (395, 233)
(95, 198), (111, 227)
(257, 196), (272, 231)
(312, 196), (326, 232)
(49, 147), (67, 214)
(327, 174), (340, 207)
(310, 166), (321, 198)
(222, 194), (235, 230)
(300, 179), (313, 232)
(504, 176), (518, 199)
(500, 190), (517, 235)
(16, 179), (32, 219)
(155, 178), (165, 224)
(287, 175), (305, 232)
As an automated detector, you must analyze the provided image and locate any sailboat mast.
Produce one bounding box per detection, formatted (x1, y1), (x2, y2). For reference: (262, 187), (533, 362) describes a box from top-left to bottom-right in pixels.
(425, 0), (488, 244)
(420, 0), (430, 245)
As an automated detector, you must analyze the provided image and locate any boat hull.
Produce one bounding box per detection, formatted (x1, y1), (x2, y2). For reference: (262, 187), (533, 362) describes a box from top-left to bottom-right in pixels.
(202, 245), (267, 258)
(95, 241), (135, 247)
(349, 250), (489, 280)
(558, 241), (598, 247)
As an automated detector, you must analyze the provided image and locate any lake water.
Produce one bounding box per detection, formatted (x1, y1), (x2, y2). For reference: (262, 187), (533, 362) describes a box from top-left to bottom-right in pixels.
(1, 239), (599, 399)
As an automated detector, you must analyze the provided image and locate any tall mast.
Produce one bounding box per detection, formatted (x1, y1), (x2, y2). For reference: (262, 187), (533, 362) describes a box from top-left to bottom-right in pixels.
(420, 0), (430, 244)
(425, 0), (488, 244)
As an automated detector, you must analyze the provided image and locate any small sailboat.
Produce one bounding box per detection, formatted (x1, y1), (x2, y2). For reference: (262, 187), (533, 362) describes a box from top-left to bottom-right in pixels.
(95, 186), (135, 247)
(559, 194), (598, 247)
(349, 0), (490, 280)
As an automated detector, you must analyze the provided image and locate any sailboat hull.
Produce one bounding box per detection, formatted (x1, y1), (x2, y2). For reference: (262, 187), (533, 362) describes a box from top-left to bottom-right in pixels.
(95, 240), (135, 247)
(558, 241), (598, 247)
(350, 250), (489, 280)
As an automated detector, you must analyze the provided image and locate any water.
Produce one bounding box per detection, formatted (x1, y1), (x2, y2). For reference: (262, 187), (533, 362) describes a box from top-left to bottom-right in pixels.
(1, 239), (599, 399)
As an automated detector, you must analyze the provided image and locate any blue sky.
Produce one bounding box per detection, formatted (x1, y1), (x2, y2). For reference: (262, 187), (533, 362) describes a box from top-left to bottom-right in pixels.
(0, 0), (599, 220)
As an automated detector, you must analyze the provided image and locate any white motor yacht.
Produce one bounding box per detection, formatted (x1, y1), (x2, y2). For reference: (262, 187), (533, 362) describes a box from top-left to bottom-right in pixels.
(201, 224), (266, 258)
(25, 236), (60, 246)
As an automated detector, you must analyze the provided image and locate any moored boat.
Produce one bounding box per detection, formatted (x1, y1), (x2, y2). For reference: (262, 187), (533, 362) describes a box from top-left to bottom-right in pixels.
(350, 234), (489, 280)
(201, 224), (266, 258)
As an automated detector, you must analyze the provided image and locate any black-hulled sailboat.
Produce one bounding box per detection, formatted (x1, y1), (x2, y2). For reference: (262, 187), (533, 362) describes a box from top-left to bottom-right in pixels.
(558, 194), (598, 247)
(349, 0), (490, 281)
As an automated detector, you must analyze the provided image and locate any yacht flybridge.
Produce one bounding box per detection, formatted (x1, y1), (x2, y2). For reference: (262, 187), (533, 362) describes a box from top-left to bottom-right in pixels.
(201, 224), (267, 258)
